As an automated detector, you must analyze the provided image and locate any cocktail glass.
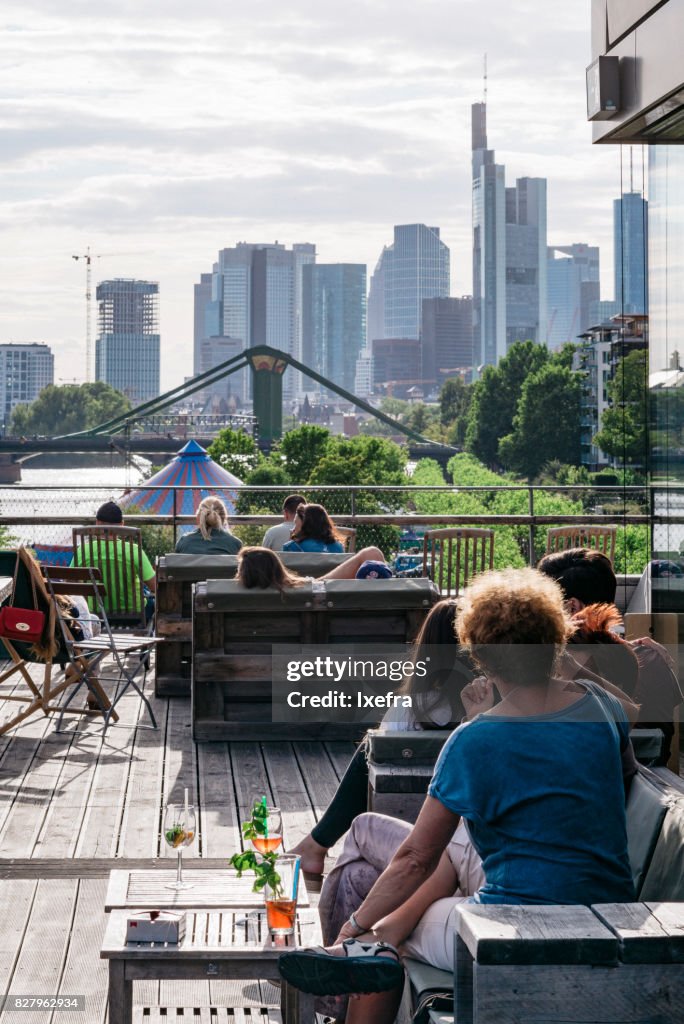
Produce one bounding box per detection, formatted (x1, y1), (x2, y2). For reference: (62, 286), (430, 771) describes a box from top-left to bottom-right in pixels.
(264, 854), (301, 936)
(249, 798), (283, 854)
(163, 802), (196, 890)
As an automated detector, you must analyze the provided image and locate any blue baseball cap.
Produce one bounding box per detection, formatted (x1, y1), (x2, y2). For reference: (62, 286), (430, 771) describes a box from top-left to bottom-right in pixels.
(355, 560), (393, 580)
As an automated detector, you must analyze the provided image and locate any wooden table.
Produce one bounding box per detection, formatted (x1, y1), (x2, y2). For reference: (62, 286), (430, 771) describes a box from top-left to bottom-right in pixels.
(455, 902), (684, 1024)
(101, 907), (320, 1024)
(104, 868), (310, 911)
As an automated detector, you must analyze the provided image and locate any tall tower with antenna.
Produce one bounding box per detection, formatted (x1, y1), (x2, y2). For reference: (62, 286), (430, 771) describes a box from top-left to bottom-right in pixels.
(72, 247), (101, 383)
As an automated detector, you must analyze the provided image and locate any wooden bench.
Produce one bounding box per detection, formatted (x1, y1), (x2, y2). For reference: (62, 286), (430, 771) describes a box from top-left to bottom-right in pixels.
(405, 764), (684, 1023)
(367, 727), (670, 821)
(155, 551), (352, 696)
(192, 578), (439, 741)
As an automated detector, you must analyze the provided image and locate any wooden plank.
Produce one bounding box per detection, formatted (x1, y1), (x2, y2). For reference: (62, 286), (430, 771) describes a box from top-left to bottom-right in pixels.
(161, 696), (199, 861)
(455, 904), (618, 966)
(104, 869), (309, 910)
(0, 878), (77, 1024)
(469, 962), (684, 1024)
(229, 743), (271, 826)
(76, 680), (147, 858)
(0, 879), (37, 1007)
(54, 878), (109, 1024)
(116, 691), (167, 858)
(0, 858), (234, 879)
(196, 741), (240, 859)
(593, 902), (684, 963)
(262, 743), (317, 850)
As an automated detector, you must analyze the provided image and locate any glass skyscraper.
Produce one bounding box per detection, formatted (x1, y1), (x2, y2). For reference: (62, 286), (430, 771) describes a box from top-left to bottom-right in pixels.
(95, 279), (160, 404)
(302, 264), (367, 396)
(614, 191), (648, 314)
(380, 224), (450, 341)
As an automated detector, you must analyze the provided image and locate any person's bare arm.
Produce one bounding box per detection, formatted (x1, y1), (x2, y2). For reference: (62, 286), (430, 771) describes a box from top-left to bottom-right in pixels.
(336, 796), (460, 942)
(145, 574), (157, 593)
(368, 850), (459, 947)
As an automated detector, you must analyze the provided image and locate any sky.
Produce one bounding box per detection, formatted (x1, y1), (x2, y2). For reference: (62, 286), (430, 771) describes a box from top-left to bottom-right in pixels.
(0, 0), (638, 391)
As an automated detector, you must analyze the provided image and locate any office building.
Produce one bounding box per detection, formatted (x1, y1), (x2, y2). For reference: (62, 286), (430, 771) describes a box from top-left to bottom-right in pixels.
(354, 349), (373, 398)
(472, 102), (548, 366)
(199, 336), (248, 408)
(194, 241), (315, 403)
(371, 337), (422, 397)
(0, 343), (54, 432)
(193, 273), (213, 376)
(302, 263), (366, 396)
(614, 192), (648, 314)
(421, 296), (474, 385)
(547, 244), (600, 347)
(95, 280), (160, 404)
(370, 226), (450, 344)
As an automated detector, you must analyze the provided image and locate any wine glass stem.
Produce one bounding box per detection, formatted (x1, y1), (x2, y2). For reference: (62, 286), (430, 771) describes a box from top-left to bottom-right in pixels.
(177, 849), (183, 886)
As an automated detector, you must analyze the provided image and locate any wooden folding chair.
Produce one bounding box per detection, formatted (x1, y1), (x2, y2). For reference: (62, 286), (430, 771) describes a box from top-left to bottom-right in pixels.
(545, 526), (617, 563)
(422, 528), (495, 596)
(0, 549), (117, 735)
(72, 525), (151, 631)
(334, 526), (357, 553)
(42, 565), (161, 732)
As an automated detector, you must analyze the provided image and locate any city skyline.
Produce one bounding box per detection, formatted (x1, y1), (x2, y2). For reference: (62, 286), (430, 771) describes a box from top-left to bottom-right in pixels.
(1, 1), (631, 389)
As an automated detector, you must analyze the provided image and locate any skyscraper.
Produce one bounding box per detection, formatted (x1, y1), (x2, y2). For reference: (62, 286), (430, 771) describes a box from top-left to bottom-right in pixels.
(472, 102), (548, 366)
(421, 296), (474, 385)
(383, 224), (450, 340)
(95, 280), (160, 404)
(367, 247), (390, 345)
(614, 192), (648, 314)
(0, 343), (54, 431)
(547, 244), (600, 346)
(302, 263), (366, 396)
(193, 241), (316, 405)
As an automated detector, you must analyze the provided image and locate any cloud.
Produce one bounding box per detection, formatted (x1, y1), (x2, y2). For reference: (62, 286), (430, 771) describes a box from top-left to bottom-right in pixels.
(0, 0), (623, 390)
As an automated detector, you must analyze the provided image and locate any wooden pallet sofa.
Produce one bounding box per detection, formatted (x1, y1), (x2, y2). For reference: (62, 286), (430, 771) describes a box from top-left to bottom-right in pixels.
(403, 764), (684, 1024)
(155, 552), (351, 696)
(367, 727), (672, 821)
(191, 577), (439, 740)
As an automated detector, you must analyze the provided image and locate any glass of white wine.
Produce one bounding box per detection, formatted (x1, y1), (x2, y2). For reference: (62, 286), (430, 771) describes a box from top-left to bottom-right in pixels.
(163, 802), (196, 890)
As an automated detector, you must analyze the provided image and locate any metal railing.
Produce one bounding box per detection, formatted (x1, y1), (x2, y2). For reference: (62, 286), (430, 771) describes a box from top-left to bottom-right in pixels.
(0, 482), (672, 573)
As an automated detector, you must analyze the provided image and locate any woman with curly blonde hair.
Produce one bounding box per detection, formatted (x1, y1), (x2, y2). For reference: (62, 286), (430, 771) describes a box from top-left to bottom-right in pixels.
(280, 568), (637, 1023)
(174, 496), (242, 555)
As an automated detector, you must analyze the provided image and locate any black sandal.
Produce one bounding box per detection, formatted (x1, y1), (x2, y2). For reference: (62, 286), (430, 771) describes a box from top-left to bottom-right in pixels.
(278, 937), (403, 996)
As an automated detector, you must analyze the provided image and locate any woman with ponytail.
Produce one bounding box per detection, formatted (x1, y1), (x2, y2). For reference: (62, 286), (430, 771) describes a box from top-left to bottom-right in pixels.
(174, 496), (242, 555)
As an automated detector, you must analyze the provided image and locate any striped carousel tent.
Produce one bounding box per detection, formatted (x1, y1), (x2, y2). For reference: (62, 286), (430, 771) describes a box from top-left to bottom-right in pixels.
(119, 440), (243, 516)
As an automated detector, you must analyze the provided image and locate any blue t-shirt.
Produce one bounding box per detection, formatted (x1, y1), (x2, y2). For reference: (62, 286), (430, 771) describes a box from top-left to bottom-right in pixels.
(282, 538), (345, 553)
(428, 680), (635, 906)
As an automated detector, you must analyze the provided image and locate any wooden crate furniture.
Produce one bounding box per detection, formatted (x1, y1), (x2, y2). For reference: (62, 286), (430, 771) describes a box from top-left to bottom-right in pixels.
(405, 764), (684, 1023)
(101, 905), (320, 1024)
(422, 528), (494, 596)
(155, 551), (352, 696)
(367, 728), (674, 821)
(104, 868), (310, 910)
(192, 577), (439, 741)
(545, 524), (617, 562)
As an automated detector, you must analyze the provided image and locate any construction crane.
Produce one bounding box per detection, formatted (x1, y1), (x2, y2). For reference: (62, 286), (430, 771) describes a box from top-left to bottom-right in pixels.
(72, 247), (102, 383)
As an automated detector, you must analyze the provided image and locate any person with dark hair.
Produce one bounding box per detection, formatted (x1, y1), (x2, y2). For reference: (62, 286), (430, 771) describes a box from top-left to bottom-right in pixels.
(262, 494), (307, 551)
(237, 544), (388, 590)
(283, 503), (346, 553)
(291, 599), (475, 874)
(539, 547), (682, 764)
(279, 569), (636, 1021)
(72, 500), (156, 602)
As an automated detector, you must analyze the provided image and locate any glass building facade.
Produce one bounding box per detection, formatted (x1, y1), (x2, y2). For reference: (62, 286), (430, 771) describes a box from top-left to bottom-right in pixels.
(302, 264), (367, 397)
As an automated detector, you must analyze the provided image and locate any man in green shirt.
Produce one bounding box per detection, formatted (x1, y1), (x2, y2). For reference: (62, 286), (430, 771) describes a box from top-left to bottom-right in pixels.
(72, 501), (156, 620)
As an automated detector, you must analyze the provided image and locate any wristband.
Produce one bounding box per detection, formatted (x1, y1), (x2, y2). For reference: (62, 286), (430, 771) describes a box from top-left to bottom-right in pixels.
(348, 911), (366, 934)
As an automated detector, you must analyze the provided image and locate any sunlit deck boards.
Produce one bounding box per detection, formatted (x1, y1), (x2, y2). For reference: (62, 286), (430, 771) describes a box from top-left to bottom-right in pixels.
(0, 663), (354, 1022)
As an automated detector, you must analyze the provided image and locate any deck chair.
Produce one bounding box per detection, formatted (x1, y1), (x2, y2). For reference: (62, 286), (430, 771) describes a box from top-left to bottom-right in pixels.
(0, 548), (117, 735)
(545, 525), (617, 563)
(72, 526), (151, 631)
(41, 565), (161, 732)
(422, 528), (495, 595)
(334, 526), (357, 553)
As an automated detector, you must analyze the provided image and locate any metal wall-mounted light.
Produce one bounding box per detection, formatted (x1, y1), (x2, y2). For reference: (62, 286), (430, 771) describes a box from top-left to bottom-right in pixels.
(586, 55), (621, 120)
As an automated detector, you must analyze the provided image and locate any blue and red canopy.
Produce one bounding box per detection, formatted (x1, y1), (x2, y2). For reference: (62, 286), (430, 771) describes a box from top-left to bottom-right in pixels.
(120, 440), (243, 516)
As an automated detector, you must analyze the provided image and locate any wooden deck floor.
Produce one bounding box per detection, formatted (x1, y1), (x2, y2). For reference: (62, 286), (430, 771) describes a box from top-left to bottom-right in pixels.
(0, 666), (355, 1023)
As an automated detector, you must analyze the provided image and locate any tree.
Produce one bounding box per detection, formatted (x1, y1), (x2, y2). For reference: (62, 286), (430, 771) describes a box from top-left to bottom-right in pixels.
(465, 341), (548, 466)
(236, 460), (291, 515)
(273, 425), (332, 483)
(593, 350), (649, 465)
(10, 382), (131, 436)
(498, 363), (583, 478)
(207, 427), (261, 477)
